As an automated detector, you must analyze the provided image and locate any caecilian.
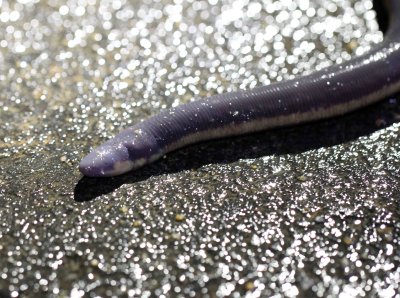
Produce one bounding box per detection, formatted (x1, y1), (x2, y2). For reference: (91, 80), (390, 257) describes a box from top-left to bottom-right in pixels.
(79, 0), (400, 177)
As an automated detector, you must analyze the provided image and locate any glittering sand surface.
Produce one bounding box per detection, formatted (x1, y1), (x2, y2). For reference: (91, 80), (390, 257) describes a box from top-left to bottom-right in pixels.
(1, 0), (400, 296)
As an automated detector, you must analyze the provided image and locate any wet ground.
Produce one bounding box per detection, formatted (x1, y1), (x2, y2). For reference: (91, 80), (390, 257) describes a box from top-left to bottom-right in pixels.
(1, 0), (399, 297)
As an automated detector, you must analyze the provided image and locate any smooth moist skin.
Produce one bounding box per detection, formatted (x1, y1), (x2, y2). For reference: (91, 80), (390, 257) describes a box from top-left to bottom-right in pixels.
(79, 0), (400, 177)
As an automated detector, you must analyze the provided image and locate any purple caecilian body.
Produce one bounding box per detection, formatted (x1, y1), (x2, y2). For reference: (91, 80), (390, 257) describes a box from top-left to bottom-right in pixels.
(79, 0), (400, 177)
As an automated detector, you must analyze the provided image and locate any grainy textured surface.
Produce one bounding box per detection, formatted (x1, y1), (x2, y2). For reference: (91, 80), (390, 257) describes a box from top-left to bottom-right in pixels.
(0, 0), (399, 297)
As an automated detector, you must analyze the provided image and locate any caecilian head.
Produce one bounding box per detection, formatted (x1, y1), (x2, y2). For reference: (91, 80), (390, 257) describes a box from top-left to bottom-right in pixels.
(79, 128), (161, 177)
(79, 141), (133, 177)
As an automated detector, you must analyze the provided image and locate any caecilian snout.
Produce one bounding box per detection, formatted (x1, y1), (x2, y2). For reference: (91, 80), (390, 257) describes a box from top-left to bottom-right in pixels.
(79, 143), (132, 177)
